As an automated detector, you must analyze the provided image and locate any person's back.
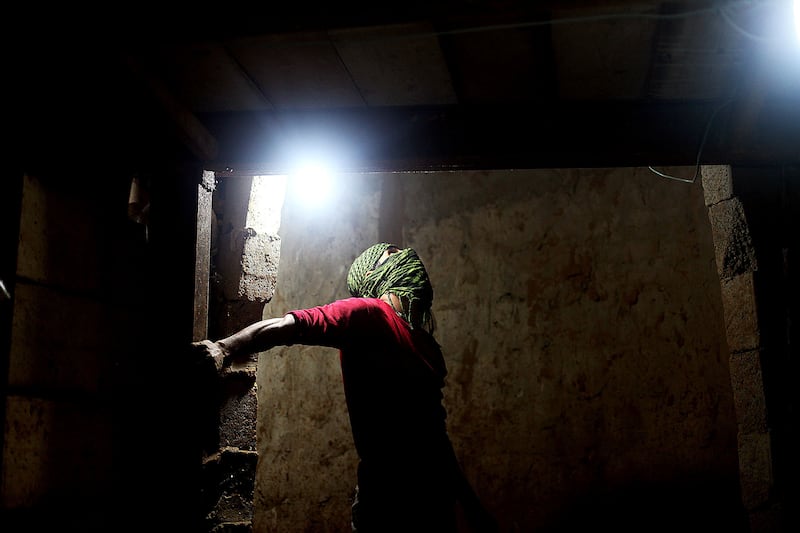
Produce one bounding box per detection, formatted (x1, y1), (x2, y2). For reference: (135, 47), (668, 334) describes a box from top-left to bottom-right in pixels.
(290, 295), (454, 531)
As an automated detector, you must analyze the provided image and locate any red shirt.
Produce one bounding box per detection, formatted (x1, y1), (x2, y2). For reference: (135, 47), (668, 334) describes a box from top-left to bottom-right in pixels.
(289, 297), (449, 462)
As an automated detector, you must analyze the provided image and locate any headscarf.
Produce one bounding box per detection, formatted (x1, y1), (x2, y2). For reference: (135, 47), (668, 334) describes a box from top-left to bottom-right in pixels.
(347, 242), (434, 332)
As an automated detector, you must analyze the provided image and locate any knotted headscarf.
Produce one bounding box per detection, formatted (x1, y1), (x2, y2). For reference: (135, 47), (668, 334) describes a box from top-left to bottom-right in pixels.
(347, 242), (434, 332)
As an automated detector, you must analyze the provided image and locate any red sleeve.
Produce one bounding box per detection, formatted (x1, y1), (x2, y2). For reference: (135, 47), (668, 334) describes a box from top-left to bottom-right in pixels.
(289, 297), (389, 349)
(290, 297), (447, 383)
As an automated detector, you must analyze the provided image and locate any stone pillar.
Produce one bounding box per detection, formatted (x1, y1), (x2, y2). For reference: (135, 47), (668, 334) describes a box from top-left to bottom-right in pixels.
(701, 165), (782, 532)
(202, 359), (259, 532)
(202, 176), (283, 532)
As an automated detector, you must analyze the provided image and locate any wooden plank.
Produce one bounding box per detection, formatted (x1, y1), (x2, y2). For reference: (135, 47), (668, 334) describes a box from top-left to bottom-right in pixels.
(228, 32), (364, 109)
(193, 171), (215, 341)
(330, 22), (458, 106)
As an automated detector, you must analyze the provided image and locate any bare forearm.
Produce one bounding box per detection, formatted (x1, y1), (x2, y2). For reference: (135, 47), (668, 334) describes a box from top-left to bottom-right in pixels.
(217, 314), (298, 360)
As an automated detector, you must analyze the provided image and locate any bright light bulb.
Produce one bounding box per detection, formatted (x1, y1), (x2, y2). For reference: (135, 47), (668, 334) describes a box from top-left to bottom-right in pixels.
(291, 164), (332, 208)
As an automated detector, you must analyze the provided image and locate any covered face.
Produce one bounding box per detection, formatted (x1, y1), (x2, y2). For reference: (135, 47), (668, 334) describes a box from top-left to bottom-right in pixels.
(347, 242), (434, 331)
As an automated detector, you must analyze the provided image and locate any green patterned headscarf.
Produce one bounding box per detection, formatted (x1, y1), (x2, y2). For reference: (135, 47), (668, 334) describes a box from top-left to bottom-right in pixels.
(347, 242), (434, 332)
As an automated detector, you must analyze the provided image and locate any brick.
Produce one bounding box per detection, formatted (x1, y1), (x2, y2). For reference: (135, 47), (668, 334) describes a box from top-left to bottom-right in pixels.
(239, 233), (280, 301)
(219, 370), (258, 451)
(728, 350), (767, 432)
(707, 198), (757, 279)
(9, 283), (108, 393)
(2, 395), (112, 507)
(203, 448), (258, 529)
(737, 431), (773, 511)
(747, 503), (784, 533)
(720, 273), (760, 353)
(700, 165), (733, 206)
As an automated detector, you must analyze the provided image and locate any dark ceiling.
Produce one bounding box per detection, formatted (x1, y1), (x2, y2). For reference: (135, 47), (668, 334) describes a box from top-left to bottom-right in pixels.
(16, 1), (800, 174)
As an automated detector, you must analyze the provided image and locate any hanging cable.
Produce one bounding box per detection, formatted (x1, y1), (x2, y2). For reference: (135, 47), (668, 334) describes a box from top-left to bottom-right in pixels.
(648, 0), (792, 184)
(648, 96), (735, 184)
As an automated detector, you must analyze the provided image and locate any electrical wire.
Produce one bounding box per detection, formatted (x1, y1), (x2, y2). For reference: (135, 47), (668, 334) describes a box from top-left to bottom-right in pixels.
(717, 0), (785, 44)
(647, 96), (735, 183)
(243, 0), (778, 48)
(431, 5), (721, 37)
(359, 1), (772, 42)
(648, 0), (790, 183)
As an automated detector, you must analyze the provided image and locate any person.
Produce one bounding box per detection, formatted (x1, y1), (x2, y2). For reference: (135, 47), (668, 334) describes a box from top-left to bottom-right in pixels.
(192, 242), (497, 532)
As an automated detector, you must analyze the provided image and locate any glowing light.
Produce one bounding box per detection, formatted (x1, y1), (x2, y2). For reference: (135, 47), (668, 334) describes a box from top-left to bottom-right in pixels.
(290, 164), (333, 208)
(795, 0), (800, 43)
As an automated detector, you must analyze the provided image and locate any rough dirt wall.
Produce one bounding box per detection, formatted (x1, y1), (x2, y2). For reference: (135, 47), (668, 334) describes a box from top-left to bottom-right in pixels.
(254, 167), (742, 532)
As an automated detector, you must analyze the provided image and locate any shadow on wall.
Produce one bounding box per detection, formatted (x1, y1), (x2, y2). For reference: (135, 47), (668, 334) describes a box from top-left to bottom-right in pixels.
(540, 475), (748, 532)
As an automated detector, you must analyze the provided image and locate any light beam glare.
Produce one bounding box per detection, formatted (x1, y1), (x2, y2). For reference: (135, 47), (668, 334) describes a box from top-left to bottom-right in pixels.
(291, 164), (333, 208)
(794, 0), (800, 44)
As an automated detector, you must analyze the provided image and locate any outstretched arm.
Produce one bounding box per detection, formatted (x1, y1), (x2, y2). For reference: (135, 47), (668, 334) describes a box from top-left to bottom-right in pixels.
(192, 313), (299, 371)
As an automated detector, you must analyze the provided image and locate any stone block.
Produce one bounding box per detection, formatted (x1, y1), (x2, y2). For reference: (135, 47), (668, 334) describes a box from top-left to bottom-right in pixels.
(1, 395), (112, 508)
(216, 177), (254, 301)
(16, 174), (100, 292)
(700, 165), (733, 206)
(220, 369), (258, 451)
(707, 198), (757, 279)
(203, 448), (258, 529)
(737, 431), (773, 511)
(747, 503), (783, 533)
(9, 282), (107, 393)
(728, 350), (767, 432)
(720, 273), (760, 353)
(239, 232), (280, 302)
(214, 175), (282, 303)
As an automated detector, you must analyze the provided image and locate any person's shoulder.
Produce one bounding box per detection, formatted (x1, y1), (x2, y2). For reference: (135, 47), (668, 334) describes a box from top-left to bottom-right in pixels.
(332, 296), (378, 306)
(293, 297), (386, 327)
(340, 297), (404, 321)
(327, 297), (386, 313)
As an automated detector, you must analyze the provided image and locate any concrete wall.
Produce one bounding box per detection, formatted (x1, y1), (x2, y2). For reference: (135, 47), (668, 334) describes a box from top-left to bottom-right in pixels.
(254, 167), (744, 532)
(2, 172), (139, 528)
